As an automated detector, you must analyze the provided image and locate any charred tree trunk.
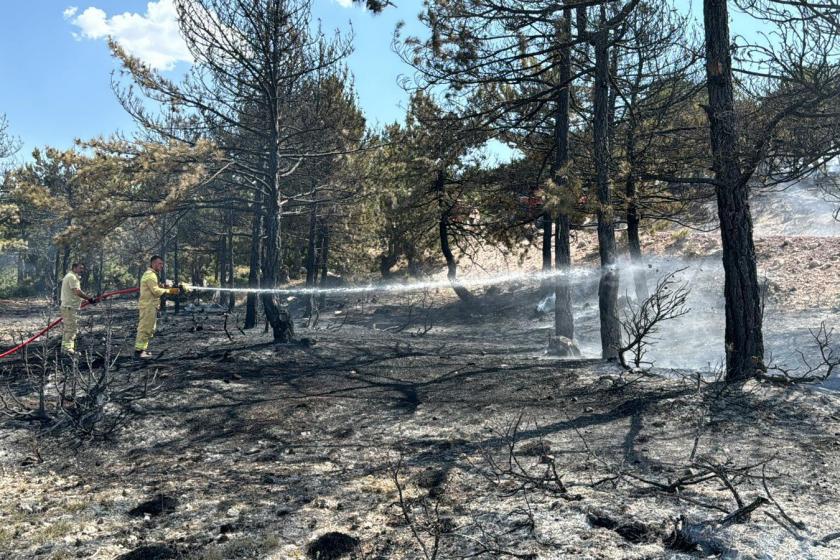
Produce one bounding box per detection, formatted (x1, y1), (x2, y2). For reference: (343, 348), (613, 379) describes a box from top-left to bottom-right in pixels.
(305, 199), (318, 318)
(61, 247), (70, 277)
(703, 0), (764, 380)
(17, 252), (24, 286)
(594, 16), (620, 360)
(260, 136), (294, 343)
(553, 7), (575, 340)
(624, 57), (649, 302)
(159, 220), (168, 312)
(173, 233), (180, 314)
(244, 190), (262, 329)
(380, 249), (398, 278)
(541, 212), (552, 274)
(226, 215), (235, 310)
(436, 170), (474, 303)
(318, 221), (330, 308)
(52, 246), (61, 303)
(214, 237), (220, 283)
(625, 174), (649, 301)
(96, 251), (104, 296)
(314, 226), (323, 286)
(218, 235), (226, 290)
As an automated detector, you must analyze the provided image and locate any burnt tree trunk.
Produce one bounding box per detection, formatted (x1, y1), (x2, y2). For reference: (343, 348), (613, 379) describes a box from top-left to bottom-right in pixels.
(380, 252), (398, 278)
(96, 251), (104, 296)
(52, 246), (61, 303)
(214, 235), (221, 283)
(61, 247), (70, 277)
(318, 221), (330, 308)
(314, 226), (323, 286)
(541, 212), (553, 274)
(436, 170), (474, 303)
(244, 190), (262, 329)
(159, 220), (168, 313)
(173, 233), (180, 314)
(625, 174), (649, 301)
(703, 0), (764, 380)
(218, 235), (226, 290)
(553, 7), (575, 340)
(226, 215), (235, 310)
(260, 135), (294, 343)
(593, 15), (620, 360)
(624, 57), (649, 302)
(16, 251), (24, 286)
(305, 199), (318, 318)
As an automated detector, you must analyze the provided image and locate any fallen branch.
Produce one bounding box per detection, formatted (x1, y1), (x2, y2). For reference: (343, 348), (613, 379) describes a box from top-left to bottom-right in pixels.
(762, 322), (839, 383)
(719, 497), (768, 527)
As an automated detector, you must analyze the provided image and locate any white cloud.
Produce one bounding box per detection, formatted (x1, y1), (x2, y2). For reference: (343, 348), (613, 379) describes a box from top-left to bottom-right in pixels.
(64, 0), (192, 71)
(334, 0), (354, 7)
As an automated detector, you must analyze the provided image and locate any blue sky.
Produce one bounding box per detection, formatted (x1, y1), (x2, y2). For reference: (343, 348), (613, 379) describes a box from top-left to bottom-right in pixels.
(0, 1), (761, 161)
(0, 0), (426, 160)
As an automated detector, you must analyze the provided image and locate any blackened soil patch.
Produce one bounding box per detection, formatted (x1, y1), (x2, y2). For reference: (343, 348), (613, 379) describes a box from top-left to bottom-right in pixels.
(306, 531), (361, 559)
(128, 494), (179, 517)
(115, 544), (178, 560)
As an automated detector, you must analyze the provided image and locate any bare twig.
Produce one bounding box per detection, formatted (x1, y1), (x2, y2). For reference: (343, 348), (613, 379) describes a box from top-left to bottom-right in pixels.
(763, 322), (839, 383)
(619, 269), (690, 370)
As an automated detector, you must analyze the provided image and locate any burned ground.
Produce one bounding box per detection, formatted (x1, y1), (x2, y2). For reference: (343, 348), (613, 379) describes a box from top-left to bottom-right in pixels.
(1, 286), (839, 560)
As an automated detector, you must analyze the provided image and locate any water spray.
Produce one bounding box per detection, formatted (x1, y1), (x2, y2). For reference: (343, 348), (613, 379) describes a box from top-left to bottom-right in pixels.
(0, 262), (673, 361)
(183, 266), (609, 298)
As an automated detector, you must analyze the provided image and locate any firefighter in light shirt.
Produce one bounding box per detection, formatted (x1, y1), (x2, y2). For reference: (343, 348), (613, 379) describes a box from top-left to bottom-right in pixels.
(60, 262), (97, 355)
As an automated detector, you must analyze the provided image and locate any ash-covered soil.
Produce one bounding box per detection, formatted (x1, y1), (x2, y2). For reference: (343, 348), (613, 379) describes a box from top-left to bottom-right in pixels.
(1, 288), (839, 560)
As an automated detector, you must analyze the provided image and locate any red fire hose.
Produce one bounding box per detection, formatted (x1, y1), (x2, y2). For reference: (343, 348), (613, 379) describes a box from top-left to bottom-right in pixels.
(0, 287), (140, 360)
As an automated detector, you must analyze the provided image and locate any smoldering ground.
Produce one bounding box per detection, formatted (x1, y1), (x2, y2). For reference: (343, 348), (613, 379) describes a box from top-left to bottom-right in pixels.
(1, 285), (839, 560)
(0, 184), (838, 560)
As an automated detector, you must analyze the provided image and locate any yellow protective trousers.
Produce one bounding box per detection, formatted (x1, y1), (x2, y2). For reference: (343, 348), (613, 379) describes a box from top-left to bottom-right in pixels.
(61, 307), (79, 352)
(134, 304), (158, 351)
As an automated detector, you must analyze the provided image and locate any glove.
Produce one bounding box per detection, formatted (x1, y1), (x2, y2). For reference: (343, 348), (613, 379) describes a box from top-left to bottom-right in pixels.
(178, 283), (191, 294)
(167, 287), (181, 296)
(87, 296), (98, 305)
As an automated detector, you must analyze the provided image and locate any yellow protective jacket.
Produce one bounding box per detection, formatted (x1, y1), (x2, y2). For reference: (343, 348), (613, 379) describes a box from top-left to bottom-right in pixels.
(139, 269), (168, 310)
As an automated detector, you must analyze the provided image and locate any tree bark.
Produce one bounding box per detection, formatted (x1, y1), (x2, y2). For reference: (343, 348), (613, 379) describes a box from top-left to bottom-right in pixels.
(553, 7), (575, 340)
(61, 247), (70, 278)
(260, 128), (294, 342)
(594, 16), (621, 360)
(226, 213), (235, 310)
(17, 251), (24, 286)
(96, 251), (104, 296)
(624, 56), (649, 302)
(380, 246), (398, 278)
(305, 198), (318, 318)
(244, 190), (262, 329)
(703, 0), (764, 380)
(541, 213), (552, 272)
(159, 219), (168, 312)
(625, 174), (649, 301)
(436, 170), (474, 303)
(218, 234), (226, 290)
(318, 221), (330, 308)
(173, 232), (180, 314)
(314, 227), (323, 286)
(52, 247), (61, 304)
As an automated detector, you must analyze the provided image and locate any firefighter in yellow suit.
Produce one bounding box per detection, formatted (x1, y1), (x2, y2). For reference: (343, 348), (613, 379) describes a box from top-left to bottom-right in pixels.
(60, 262), (96, 355)
(135, 255), (181, 359)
